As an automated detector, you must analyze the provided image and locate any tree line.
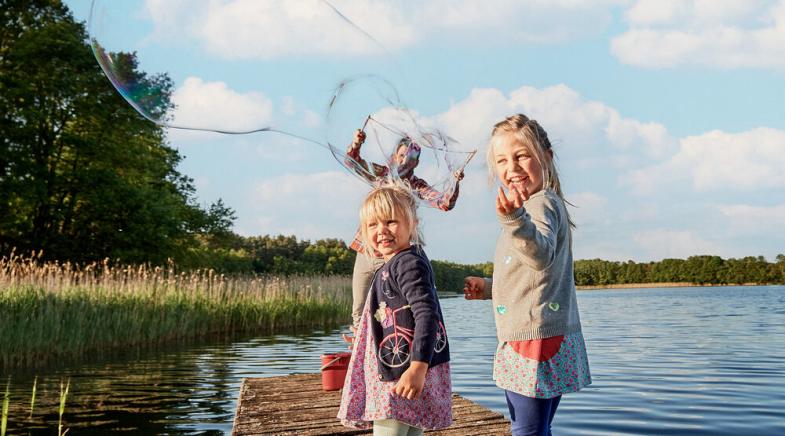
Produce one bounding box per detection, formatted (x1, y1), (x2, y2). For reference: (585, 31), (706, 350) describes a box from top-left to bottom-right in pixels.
(574, 255), (785, 287)
(2, 2), (783, 292)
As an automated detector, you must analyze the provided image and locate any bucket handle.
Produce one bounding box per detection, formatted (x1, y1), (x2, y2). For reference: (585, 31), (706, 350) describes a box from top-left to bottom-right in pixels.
(320, 355), (347, 371)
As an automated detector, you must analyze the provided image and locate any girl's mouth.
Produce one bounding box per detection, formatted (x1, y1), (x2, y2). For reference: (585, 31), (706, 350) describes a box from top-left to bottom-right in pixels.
(508, 176), (528, 191)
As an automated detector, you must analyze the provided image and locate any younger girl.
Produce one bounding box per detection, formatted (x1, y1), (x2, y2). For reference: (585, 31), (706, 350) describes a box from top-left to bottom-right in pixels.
(464, 114), (591, 436)
(338, 182), (452, 435)
(346, 129), (463, 330)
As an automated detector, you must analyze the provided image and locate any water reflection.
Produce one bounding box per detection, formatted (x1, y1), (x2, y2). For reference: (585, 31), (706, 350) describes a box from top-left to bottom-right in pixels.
(2, 286), (785, 435)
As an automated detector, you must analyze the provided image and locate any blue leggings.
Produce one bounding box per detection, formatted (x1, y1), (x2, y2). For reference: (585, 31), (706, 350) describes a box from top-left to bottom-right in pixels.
(505, 390), (562, 436)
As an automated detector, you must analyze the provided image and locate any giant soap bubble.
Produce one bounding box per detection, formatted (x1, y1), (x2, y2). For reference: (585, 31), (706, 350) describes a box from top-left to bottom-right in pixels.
(88, 0), (392, 135)
(325, 75), (476, 206)
(88, 1), (476, 207)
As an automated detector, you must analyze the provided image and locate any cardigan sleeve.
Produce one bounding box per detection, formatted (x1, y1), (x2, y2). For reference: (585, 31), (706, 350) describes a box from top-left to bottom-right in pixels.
(498, 192), (561, 272)
(392, 253), (438, 363)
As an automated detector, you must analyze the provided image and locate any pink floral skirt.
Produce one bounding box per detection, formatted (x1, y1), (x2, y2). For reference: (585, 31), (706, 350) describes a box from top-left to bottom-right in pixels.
(337, 308), (452, 430)
(493, 332), (591, 398)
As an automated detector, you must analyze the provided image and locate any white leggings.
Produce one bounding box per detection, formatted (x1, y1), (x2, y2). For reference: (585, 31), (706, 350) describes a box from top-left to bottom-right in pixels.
(373, 419), (424, 436)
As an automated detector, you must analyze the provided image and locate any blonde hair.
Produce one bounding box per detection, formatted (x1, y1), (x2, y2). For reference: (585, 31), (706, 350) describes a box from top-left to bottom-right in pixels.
(358, 180), (424, 257)
(487, 113), (574, 227)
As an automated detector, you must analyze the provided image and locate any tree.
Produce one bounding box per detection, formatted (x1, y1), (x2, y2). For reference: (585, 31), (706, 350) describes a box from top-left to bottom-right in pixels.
(0, 0), (235, 264)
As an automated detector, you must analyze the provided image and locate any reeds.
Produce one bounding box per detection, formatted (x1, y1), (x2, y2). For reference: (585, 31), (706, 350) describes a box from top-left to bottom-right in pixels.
(58, 379), (69, 436)
(0, 252), (352, 370)
(1, 379), (8, 436)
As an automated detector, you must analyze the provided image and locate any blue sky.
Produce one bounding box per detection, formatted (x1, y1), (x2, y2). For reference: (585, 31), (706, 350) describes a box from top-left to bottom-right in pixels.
(67, 0), (785, 264)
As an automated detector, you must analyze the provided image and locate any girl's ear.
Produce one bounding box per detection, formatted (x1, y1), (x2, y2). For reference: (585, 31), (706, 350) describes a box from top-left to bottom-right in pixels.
(546, 148), (554, 159)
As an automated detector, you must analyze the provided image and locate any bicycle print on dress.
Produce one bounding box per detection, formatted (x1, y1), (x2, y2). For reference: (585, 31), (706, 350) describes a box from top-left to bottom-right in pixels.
(367, 246), (451, 382)
(376, 304), (448, 368)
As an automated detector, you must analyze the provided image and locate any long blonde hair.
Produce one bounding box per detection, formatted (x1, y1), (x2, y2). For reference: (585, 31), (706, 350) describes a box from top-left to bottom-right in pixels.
(487, 114), (574, 227)
(358, 180), (424, 258)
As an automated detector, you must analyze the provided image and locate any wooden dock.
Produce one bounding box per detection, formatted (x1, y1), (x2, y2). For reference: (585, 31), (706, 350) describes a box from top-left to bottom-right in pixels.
(232, 374), (510, 435)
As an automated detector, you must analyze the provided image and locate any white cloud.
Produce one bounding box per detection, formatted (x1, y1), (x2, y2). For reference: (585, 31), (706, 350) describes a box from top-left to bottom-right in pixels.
(143, 0), (625, 60)
(418, 0), (624, 45)
(171, 77), (273, 133)
(719, 203), (785, 233)
(248, 171), (367, 239)
(633, 229), (722, 259)
(434, 84), (673, 166)
(303, 110), (322, 128)
(569, 191), (609, 227)
(612, 0), (785, 68)
(281, 96), (296, 116)
(625, 128), (785, 194)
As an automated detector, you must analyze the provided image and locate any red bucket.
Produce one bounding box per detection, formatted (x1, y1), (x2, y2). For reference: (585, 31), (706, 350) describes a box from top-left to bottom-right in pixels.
(320, 352), (352, 391)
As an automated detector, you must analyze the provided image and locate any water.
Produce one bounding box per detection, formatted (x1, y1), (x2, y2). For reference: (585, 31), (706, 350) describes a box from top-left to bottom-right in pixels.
(3, 286), (785, 435)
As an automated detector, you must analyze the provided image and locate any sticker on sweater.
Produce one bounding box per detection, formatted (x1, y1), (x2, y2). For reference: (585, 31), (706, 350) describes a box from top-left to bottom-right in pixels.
(383, 286), (396, 299)
(496, 304), (507, 315)
(375, 302), (394, 328)
(548, 302), (560, 312)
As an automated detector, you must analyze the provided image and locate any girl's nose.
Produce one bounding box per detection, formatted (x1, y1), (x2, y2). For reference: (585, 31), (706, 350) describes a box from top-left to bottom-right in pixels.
(506, 159), (522, 172)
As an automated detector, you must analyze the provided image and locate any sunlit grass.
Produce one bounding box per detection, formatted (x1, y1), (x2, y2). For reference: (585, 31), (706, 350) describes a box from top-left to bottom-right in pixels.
(29, 377), (36, 420)
(1, 379), (8, 436)
(58, 379), (69, 436)
(1, 252), (352, 369)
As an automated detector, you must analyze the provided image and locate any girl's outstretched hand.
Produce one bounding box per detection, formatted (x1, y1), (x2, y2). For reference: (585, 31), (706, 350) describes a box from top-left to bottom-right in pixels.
(454, 169), (465, 181)
(341, 325), (356, 350)
(392, 361), (428, 400)
(464, 276), (485, 300)
(496, 185), (528, 215)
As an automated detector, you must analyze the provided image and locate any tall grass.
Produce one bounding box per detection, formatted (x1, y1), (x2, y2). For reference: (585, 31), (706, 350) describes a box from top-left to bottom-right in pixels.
(58, 379), (69, 436)
(1, 379), (8, 436)
(0, 253), (351, 370)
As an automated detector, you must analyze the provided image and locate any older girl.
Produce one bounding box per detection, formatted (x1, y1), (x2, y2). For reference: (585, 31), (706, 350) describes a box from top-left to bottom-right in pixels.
(464, 114), (591, 436)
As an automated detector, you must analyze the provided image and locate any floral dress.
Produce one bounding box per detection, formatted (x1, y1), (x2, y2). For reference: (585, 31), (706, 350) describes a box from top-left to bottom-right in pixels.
(337, 299), (452, 430)
(493, 332), (591, 398)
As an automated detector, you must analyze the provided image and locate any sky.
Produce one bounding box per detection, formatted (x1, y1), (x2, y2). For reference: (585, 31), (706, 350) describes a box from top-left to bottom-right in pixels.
(65, 0), (785, 264)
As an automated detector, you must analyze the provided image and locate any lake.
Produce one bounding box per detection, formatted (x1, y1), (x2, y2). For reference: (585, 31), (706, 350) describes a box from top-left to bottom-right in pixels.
(3, 285), (785, 435)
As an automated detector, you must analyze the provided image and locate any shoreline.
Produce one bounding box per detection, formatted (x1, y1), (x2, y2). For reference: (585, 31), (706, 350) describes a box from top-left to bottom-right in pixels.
(576, 282), (769, 290)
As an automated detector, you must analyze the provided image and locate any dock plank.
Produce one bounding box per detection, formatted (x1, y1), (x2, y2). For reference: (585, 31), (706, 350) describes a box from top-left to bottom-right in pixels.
(233, 374), (510, 435)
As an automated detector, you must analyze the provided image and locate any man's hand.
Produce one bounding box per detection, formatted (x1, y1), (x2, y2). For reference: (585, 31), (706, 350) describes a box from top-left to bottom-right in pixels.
(352, 129), (366, 148)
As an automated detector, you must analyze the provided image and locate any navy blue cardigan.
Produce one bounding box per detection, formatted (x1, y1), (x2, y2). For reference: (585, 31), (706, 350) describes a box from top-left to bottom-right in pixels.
(369, 246), (450, 381)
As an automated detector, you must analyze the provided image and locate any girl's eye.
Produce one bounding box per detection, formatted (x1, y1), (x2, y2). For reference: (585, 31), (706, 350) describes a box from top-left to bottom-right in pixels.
(496, 159), (506, 165)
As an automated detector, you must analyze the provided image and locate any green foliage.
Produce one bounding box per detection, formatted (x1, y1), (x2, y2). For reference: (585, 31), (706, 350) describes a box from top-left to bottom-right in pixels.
(431, 260), (492, 293)
(0, 0), (235, 264)
(0, 274), (352, 371)
(244, 235), (355, 275)
(574, 255), (785, 286)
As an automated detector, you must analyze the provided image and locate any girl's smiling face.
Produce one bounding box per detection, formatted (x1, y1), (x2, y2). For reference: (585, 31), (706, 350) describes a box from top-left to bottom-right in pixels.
(492, 135), (545, 195)
(365, 215), (412, 261)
